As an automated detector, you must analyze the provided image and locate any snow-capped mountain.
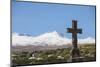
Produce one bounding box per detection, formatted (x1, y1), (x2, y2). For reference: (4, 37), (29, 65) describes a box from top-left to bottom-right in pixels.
(12, 31), (95, 47)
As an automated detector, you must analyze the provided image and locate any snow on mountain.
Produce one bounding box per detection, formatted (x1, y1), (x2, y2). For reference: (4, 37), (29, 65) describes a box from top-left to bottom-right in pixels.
(12, 31), (95, 46)
(78, 37), (95, 44)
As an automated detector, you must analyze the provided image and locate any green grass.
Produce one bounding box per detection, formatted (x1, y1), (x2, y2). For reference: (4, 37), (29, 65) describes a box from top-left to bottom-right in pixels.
(12, 44), (96, 66)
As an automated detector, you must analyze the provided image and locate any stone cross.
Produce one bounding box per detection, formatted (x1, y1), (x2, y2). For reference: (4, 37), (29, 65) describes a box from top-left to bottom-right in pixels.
(67, 20), (82, 62)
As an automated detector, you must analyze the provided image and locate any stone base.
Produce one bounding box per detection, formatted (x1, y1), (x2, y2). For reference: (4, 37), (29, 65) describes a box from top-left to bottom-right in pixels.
(72, 57), (84, 62)
(67, 57), (85, 62)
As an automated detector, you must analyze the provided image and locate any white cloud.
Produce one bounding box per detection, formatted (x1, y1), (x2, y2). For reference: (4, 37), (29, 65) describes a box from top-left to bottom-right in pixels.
(12, 31), (95, 46)
(78, 37), (95, 44)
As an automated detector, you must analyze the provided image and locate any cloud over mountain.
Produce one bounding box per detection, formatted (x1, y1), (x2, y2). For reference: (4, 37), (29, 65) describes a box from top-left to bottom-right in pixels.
(12, 31), (95, 46)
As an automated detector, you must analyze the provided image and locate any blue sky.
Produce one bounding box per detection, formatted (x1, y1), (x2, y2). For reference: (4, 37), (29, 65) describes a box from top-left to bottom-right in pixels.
(12, 1), (96, 38)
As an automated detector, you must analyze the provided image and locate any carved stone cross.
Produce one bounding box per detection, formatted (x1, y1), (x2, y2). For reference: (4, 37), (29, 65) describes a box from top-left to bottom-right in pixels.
(67, 20), (82, 62)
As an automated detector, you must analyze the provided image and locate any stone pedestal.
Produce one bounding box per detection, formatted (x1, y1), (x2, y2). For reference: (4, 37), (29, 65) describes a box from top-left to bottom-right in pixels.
(67, 56), (84, 63)
(72, 57), (84, 62)
(71, 48), (84, 62)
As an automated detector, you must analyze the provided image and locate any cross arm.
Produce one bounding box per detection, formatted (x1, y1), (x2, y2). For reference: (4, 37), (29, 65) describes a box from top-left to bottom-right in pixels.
(67, 28), (73, 33)
(77, 29), (82, 34)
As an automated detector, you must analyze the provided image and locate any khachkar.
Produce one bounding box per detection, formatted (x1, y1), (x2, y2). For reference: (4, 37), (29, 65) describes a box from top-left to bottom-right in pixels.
(67, 20), (82, 62)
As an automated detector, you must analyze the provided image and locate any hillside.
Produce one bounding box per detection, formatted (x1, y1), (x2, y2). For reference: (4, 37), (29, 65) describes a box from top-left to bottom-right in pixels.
(12, 44), (96, 66)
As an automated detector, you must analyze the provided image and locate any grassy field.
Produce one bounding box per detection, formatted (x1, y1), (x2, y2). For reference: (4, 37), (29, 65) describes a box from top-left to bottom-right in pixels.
(11, 44), (96, 66)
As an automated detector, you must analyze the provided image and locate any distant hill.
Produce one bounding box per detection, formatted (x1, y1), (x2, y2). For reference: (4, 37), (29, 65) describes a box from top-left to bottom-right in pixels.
(12, 31), (95, 52)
